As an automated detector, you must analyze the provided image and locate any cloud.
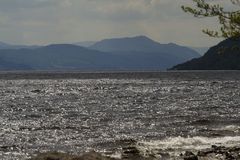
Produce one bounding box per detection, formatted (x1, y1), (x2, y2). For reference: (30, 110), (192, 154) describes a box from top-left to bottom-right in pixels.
(0, 0), (222, 47)
(0, 0), (58, 11)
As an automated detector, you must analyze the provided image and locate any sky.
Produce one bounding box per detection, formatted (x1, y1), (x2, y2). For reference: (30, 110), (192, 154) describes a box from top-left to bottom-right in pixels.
(0, 0), (232, 47)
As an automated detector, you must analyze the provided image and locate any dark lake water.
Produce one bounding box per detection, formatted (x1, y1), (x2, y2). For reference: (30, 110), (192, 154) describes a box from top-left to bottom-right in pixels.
(0, 71), (240, 159)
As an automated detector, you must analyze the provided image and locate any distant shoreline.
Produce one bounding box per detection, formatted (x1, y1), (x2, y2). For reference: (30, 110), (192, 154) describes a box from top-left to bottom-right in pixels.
(0, 70), (240, 80)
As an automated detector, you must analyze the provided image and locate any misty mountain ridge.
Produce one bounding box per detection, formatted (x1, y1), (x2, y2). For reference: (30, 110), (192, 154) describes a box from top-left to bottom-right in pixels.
(0, 44), (121, 70)
(90, 35), (161, 52)
(90, 35), (200, 56)
(0, 36), (201, 70)
(90, 36), (200, 65)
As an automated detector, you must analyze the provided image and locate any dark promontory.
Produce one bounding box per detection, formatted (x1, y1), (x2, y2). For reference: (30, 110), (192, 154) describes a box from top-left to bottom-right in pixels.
(171, 38), (240, 70)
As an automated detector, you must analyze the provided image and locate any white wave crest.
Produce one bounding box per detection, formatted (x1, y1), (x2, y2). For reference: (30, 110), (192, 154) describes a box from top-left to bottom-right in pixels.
(213, 125), (240, 133)
(136, 136), (240, 157)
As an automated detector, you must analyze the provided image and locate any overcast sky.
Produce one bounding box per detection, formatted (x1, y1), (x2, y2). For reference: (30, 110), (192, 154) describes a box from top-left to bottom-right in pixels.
(0, 0), (230, 47)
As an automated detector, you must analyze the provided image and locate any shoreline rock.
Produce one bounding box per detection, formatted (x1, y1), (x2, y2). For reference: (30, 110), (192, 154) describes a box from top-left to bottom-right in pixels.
(181, 145), (240, 160)
(30, 144), (240, 160)
(30, 151), (116, 160)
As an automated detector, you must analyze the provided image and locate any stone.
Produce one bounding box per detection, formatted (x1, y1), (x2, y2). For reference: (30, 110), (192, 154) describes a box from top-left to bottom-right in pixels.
(183, 151), (198, 160)
(31, 89), (42, 93)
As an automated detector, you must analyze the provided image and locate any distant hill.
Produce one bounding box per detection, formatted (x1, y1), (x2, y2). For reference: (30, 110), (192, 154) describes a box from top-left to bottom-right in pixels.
(90, 36), (200, 69)
(91, 35), (164, 52)
(0, 44), (122, 70)
(171, 38), (240, 70)
(90, 36), (200, 56)
(0, 36), (201, 71)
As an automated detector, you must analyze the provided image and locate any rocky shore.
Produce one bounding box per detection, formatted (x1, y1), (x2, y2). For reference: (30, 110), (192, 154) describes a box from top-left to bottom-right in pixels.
(181, 145), (240, 160)
(30, 141), (240, 160)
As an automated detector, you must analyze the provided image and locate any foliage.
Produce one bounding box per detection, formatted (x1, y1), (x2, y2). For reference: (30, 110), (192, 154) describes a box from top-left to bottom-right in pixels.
(182, 0), (240, 38)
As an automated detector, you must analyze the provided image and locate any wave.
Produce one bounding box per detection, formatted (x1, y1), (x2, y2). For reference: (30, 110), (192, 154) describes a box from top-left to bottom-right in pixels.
(135, 136), (240, 158)
(213, 125), (240, 133)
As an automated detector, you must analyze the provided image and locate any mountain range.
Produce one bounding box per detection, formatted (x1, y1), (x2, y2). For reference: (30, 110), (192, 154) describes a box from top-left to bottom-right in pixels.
(171, 38), (240, 70)
(0, 36), (201, 71)
(75, 40), (207, 56)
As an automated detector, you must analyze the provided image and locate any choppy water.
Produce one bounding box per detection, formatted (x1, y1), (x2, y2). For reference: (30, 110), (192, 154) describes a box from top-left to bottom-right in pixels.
(0, 71), (240, 159)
